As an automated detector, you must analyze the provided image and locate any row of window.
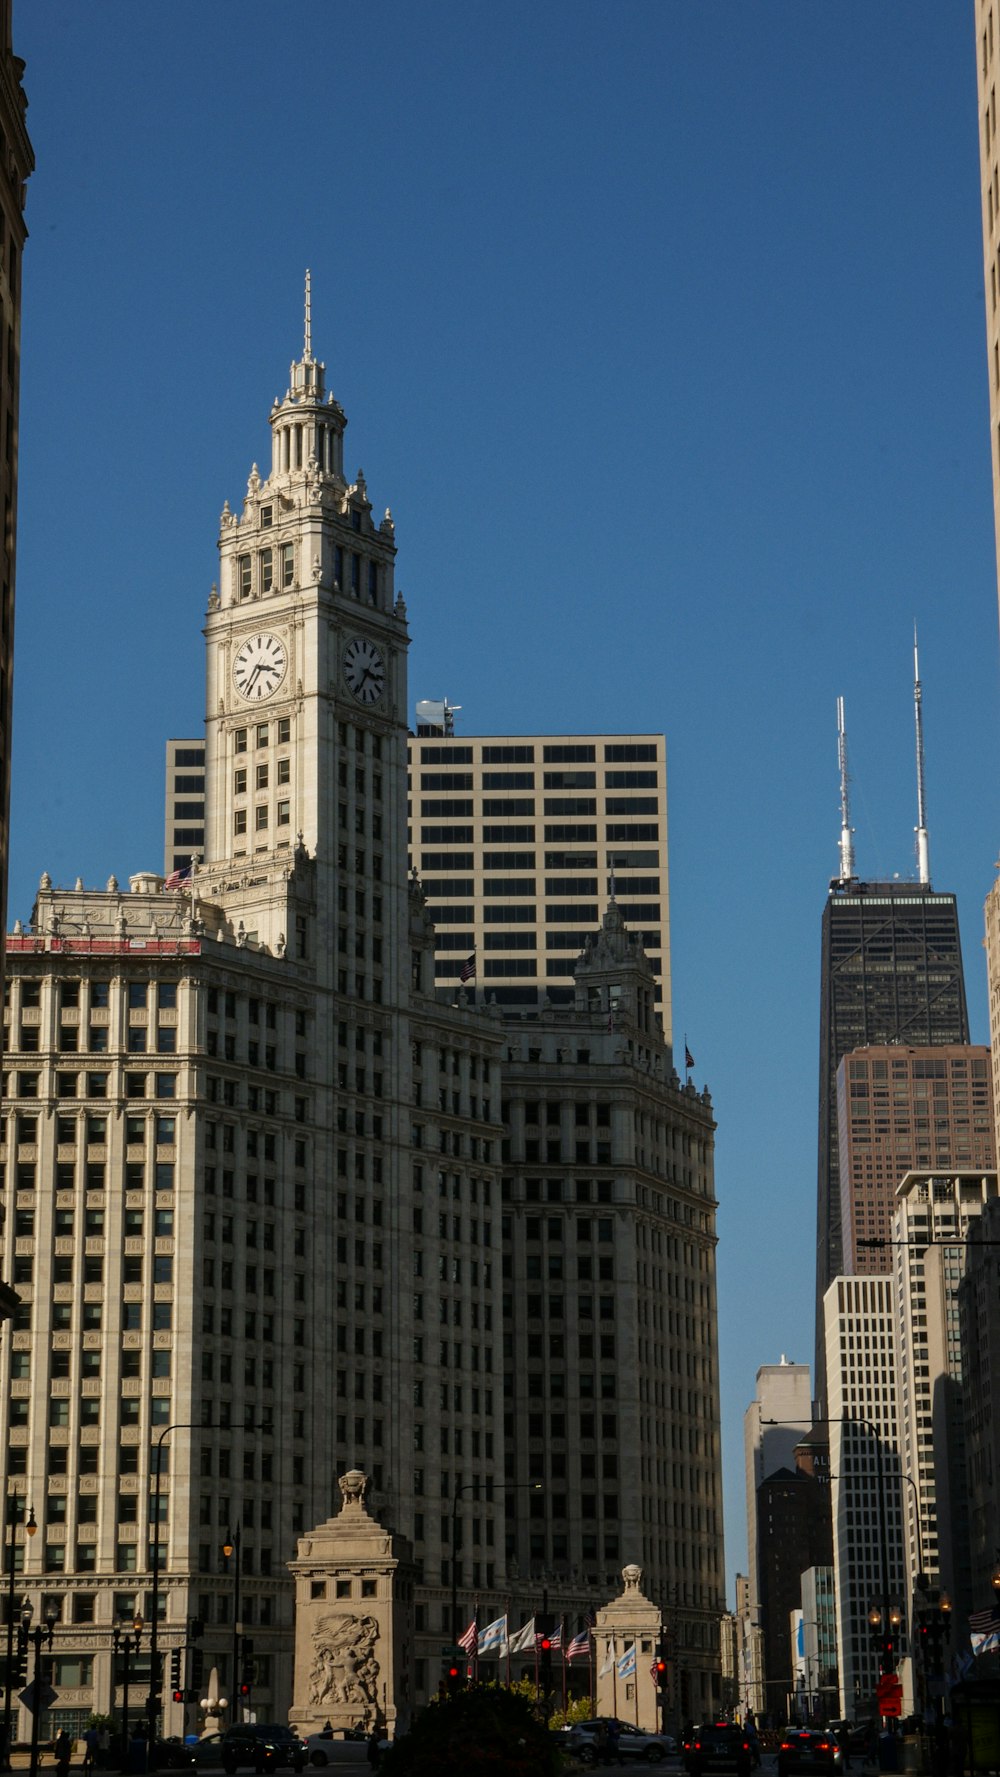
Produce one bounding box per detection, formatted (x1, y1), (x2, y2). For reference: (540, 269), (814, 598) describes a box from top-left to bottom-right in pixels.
(418, 797), (658, 818)
(233, 718), (290, 752)
(235, 545), (295, 599)
(413, 743), (657, 764)
(13, 1025), (178, 1056)
(5, 1072), (178, 1101)
(9, 980), (178, 1012)
(417, 824), (657, 845)
(416, 771), (659, 791)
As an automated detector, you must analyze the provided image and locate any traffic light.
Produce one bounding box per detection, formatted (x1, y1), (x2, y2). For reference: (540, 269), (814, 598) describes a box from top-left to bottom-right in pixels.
(655, 1654), (668, 1692)
(445, 1661), (465, 1695)
(172, 1690), (184, 1706)
(169, 1648), (182, 1691)
(191, 1649), (204, 1691)
(537, 1616), (553, 1691)
(240, 1637), (254, 1697)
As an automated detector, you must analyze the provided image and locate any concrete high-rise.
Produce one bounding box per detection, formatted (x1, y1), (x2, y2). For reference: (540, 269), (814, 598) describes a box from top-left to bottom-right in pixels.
(823, 1274), (906, 1721)
(836, 1045), (994, 1274)
(0, 2), (32, 1011)
(407, 726), (671, 1036)
(742, 1362), (818, 1720)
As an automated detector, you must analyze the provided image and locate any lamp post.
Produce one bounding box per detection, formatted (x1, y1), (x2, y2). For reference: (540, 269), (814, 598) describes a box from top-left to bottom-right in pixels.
(146, 1419), (211, 1769)
(113, 1609), (144, 1771)
(221, 1526), (241, 1724)
(21, 1599), (57, 1777)
(2, 1499), (34, 1769)
(911, 1581), (951, 1726)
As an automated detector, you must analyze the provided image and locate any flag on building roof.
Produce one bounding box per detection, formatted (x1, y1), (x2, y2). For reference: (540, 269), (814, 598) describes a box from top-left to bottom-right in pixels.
(163, 864), (192, 891)
(617, 1641), (637, 1680)
(477, 1613), (507, 1656)
(567, 1628), (591, 1661)
(459, 953), (476, 982)
(506, 1618), (536, 1656)
(685, 1045), (695, 1070)
(458, 1617), (478, 1656)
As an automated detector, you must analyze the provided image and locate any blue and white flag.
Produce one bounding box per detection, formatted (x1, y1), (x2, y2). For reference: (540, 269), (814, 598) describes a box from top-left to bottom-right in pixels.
(617, 1641), (637, 1680)
(477, 1613), (507, 1656)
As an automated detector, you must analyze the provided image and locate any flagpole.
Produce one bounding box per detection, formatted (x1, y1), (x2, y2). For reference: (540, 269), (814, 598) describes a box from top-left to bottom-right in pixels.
(611, 1636), (618, 1720)
(589, 1634), (595, 1716)
(560, 1618), (567, 1715)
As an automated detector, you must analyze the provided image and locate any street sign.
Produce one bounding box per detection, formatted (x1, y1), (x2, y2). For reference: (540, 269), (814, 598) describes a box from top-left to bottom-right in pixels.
(19, 1680), (57, 1715)
(440, 1645), (465, 1660)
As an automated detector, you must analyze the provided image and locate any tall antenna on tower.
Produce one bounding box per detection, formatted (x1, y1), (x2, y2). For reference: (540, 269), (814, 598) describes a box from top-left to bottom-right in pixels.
(304, 269), (312, 361)
(913, 624), (930, 885)
(837, 696), (855, 882)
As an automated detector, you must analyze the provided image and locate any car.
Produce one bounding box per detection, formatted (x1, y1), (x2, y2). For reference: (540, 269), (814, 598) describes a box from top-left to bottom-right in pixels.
(562, 1717), (676, 1764)
(683, 1722), (754, 1776)
(221, 1726), (307, 1774)
(190, 1734), (227, 1768)
(776, 1730), (844, 1777)
(303, 1731), (366, 1765)
(153, 1739), (197, 1770)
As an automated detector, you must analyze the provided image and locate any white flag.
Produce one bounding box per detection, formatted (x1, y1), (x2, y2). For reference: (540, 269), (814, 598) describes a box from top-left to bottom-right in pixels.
(599, 1635), (616, 1677)
(506, 1617), (536, 1656)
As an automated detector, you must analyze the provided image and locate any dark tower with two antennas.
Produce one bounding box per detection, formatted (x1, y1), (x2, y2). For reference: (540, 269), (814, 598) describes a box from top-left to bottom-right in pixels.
(814, 641), (970, 1406)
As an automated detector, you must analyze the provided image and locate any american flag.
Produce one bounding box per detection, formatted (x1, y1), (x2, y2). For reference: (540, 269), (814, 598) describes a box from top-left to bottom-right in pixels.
(459, 953), (476, 982)
(567, 1628), (590, 1661)
(163, 863), (192, 892)
(458, 1617), (478, 1656)
(969, 1604), (1000, 1632)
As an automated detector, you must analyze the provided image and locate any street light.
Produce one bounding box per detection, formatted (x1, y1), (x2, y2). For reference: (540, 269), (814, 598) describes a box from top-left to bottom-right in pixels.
(113, 1608), (144, 1771)
(21, 1598), (57, 1777)
(2, 1499), (34, 1768)
(145, 1418), (209, 1766)
(221, 1526), (241, 1724)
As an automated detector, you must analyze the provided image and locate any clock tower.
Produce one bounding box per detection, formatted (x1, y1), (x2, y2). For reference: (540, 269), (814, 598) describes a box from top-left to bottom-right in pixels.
(200, 275), (409, 984)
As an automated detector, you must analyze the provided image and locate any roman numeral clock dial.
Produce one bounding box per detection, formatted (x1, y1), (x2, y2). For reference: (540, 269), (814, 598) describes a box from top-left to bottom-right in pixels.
(232, 633), (288, 701)
(343, 636), (386, 705)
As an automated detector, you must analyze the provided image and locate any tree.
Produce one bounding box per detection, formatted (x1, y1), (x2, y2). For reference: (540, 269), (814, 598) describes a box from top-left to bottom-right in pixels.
(380, 1683), (561, 1777)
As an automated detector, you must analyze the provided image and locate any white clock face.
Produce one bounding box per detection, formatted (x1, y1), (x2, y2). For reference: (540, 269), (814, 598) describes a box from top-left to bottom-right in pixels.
(343, 636), (386, 705)
(233, 633), (288, 702)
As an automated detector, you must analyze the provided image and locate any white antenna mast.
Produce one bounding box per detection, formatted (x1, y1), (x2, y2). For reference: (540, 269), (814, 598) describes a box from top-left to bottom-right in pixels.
(304, 269), (312, 361)
(837, 696), (855, 881)
(913, 624), (930, 885)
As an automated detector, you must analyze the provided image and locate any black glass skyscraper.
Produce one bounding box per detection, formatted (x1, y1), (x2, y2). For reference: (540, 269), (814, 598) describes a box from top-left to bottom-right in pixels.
(815, 878), (970, 1402)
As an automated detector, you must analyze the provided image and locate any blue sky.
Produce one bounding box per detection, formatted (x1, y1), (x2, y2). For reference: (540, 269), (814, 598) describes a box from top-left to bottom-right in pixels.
(11, 3), (1000, 1599)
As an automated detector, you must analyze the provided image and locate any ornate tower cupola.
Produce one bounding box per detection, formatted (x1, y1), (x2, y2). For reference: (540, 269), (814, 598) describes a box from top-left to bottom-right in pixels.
(269, 269), (347, 483)
(573, 897), (660, 1042)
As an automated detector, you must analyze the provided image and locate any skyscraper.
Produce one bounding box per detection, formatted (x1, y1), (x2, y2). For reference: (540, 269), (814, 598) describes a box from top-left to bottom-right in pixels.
(0, 293), (724, 1735)
(836, 1044), (994, 1274)
(816, 880), (970, 1393)
(0, 2), (32, 1009)
(407, 725), (671, 1035)
(975, 0), (1000, 618)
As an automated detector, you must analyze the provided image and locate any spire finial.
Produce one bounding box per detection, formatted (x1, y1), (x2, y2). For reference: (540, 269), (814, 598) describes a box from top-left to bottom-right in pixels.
(913, 624), (930, 885)
(837, 695), (855, 882)
(304, 269), (312, 361)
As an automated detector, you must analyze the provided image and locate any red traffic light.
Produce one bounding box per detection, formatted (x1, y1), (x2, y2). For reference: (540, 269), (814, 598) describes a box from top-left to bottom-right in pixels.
(655, 1659), (666, 1673)
(172, 1690), (183, 1704)
(540, 1638), (552, 1652)
(240, 1683), (251, 1696)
